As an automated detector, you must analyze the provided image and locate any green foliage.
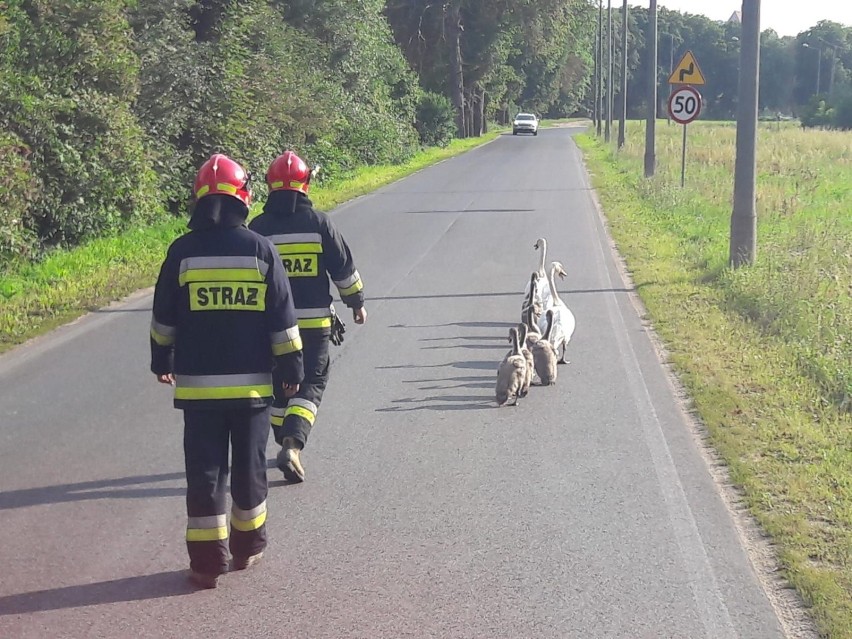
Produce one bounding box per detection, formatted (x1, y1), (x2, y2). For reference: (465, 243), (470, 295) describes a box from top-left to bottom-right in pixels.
(1, 0), (423, 263)
(834, 92), (852, 129)
(385, 0), (595, 131)
(607, 10), (852, 122)
(415, 91), (456, 147)
(0, 132), (38, 261)
(801, 95), (836, 128)
(0, 0), (162, 257)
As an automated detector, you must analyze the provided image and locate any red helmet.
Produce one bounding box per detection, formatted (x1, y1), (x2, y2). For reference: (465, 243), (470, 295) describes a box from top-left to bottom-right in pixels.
(193, 154), (252, 207)
(266, 151), (311, 194)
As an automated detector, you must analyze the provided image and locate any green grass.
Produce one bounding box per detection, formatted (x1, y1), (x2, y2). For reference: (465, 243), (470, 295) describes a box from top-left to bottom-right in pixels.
(0, 132), (503, 352)
(577, 121), (851, 638)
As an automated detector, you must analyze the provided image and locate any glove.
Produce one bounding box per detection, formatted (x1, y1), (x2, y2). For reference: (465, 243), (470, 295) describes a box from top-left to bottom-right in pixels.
(330, 312), (346, 346)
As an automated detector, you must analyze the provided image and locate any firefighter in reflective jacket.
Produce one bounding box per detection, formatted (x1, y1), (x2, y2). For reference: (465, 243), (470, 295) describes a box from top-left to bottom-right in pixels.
(150, 154), (304, 589)
(249, 150), (366, 482)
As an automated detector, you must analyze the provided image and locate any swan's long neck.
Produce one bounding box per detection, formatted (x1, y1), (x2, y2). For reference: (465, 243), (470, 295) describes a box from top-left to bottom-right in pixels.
(524, 272), (537, 309)
(510, 328), (521, 355)
(543, 310), (554, 340)
(524, 304), (537, 334)
(536, 239), (547, 276)
(519, 323), (530, 349)
(547, 265), (563, 306)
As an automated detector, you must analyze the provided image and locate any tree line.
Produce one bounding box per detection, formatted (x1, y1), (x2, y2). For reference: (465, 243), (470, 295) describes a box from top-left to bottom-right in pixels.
(597, 6), (852, 126)
(0, 1), (849, 264)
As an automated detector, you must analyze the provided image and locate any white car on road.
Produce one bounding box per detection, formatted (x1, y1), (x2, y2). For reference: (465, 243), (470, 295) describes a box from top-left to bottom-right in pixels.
(512, 113), (539, 136)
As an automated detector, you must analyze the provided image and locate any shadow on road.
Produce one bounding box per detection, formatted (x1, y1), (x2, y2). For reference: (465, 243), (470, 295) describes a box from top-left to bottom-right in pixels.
(377, 360), (495, 371)
(377, 287), (631, 303)
(376, 402), (493, 412)
(0, 472), (185, 510)
(400, 208), (536, 214)
(420, 343), (507, 351)
(403, 375), (492, 384)
(418, 335), (505, 342)
(0, 570), (195, 615)
(376, 392), (495, 412)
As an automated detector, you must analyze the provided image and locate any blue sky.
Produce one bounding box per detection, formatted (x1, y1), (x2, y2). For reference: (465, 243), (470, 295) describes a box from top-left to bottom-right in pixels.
(655, 0), (851, 37)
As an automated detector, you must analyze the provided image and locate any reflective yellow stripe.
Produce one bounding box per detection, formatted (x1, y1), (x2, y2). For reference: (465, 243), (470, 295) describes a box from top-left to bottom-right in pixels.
(196, 185), (210, 199)
(297, 317), (332, 329)
(179, 268), (265, 287)
(270, 180), (285, 189)
(231, 509), (267, 532)
(271, 413), (284, 426)
(289, 180), (306, 190)
(150, 327), (175, 346)
(174, 384), (274, 400)
(277, 243), (322, 255)
(186, 527), (228, 542)
(284, 405), (316, 425)
(338, 279), (363, 296)
(290, 398), (318, 414)
(272, 336), (302, 356)
(217, 182), (237, 195)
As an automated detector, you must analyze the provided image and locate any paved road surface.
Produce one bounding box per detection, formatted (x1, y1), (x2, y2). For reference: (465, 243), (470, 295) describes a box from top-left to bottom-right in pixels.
(0, 126), (785, 638)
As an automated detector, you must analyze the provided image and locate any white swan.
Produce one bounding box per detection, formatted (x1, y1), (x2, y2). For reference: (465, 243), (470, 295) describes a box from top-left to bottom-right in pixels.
(521, 238), (551, 320)
(538, 261), (575, 364)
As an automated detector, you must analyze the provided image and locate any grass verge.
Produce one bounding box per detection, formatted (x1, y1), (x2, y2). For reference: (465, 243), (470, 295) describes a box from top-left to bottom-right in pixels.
(0, 132), (503, 353)
(577, 122), (851, 638)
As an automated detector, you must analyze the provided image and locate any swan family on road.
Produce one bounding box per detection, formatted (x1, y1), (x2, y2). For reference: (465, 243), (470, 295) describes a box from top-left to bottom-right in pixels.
(496, 238), (576, 406)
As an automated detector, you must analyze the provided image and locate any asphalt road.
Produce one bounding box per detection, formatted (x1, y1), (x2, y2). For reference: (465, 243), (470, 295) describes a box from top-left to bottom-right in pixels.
(0, 126), (786, 638)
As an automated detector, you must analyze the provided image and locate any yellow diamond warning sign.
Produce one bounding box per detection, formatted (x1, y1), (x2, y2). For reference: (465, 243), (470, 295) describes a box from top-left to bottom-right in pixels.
(668, 50), (706, 86)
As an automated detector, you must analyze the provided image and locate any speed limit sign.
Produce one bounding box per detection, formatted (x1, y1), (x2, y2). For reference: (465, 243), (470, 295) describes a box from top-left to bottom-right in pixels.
(668, 86), (702, 124)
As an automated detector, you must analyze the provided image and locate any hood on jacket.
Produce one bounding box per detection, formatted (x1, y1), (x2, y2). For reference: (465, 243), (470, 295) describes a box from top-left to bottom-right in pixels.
(188, 194), (249, 231)
(263, 189), (315, 216)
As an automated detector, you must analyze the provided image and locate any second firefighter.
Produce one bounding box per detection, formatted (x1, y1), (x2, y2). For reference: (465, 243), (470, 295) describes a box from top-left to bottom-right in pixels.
(249, 150), (366, 482)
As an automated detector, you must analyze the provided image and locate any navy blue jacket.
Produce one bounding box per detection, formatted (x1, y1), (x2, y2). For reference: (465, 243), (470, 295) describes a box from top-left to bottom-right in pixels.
(150, 224), (303, 410)
(249, 192), (364, 334)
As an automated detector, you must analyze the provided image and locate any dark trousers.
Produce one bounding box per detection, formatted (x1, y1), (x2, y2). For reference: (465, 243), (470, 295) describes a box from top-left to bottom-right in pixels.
(272, 332), (330, 448)
(183, 407), (270, 575)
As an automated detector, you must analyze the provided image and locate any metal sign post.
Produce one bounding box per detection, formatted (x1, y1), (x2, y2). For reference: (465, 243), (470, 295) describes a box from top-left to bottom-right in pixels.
(668, 85), (702, 187)
(667, 51), (705, 188)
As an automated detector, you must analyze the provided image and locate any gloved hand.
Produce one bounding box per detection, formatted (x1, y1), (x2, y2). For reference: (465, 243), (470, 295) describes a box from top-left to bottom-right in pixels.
(330, 312), (346, 346)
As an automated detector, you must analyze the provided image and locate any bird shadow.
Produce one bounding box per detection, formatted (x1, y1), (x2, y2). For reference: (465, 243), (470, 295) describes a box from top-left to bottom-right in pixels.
(418, 335), (505, 342)
(376, 403), (493, 413)
(420, 344), (507, 351)
(389, 322), (516, 330)
(376, 393), (495, 413)
(0, 570), (195, 615)
(377, 360), (496, 372)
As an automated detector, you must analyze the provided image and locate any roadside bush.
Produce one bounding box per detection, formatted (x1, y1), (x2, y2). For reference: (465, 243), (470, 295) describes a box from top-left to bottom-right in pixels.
(800, 95), (834, 128)
(0, 132), (38, 261)
(415, 91), (456, 147)
(832, 92), (852, 130)
(0, 1), (162, 252)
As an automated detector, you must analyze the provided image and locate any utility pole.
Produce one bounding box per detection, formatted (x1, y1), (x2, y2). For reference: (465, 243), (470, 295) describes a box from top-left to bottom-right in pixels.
(828, 46), (836, 98)
(803, 43), (821, 96)
(605, 0), (612, 142)
(597, 0), (604, 136)
(618, 0), (628, 148)
(730, 0), (760, 267)
(593, 23), (599, 128)
(644, 0), (657, 177)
